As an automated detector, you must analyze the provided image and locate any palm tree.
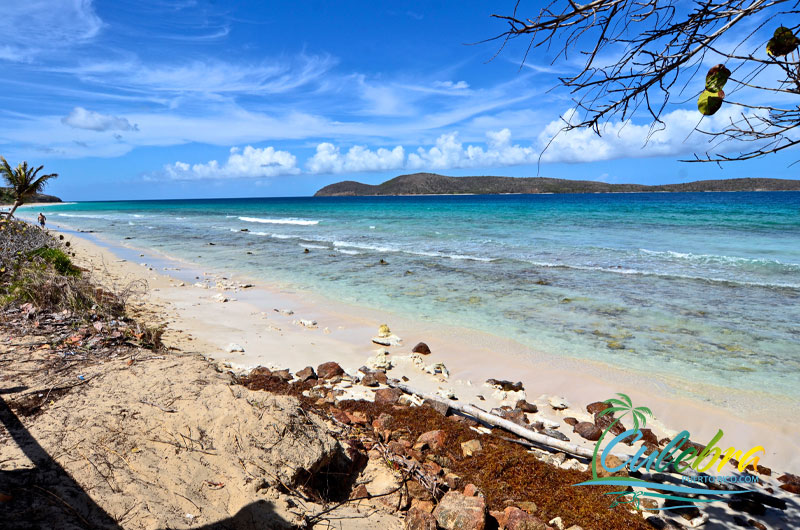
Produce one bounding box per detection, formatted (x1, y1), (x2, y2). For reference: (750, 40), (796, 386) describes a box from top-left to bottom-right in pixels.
(591, 393), (653, 479)
(1, 157), (58, 219)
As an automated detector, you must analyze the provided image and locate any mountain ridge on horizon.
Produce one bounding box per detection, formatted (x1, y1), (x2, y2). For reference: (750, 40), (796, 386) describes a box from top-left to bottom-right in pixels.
(314, 173), (800, 196)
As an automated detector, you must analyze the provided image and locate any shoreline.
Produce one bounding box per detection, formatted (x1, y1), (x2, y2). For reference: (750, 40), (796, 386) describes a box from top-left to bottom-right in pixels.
(50, 221), (800, 473)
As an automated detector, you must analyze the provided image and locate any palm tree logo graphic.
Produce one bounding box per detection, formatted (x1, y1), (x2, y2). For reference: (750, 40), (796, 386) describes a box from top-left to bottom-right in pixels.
(591, 393), (653, 480)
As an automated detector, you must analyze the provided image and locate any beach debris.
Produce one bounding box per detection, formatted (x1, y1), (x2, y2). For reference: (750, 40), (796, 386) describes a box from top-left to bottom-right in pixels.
(274, 308), (294, 316)
(366, 349), (393, 371)
(317, 361), (344, 380)
(516, 399), (537, 413)
(426, 362), (449, 379)
(485, 379), (524, 392)
(193, 282), (207, 289)
(548, 396), (570, 410)
(377, 324), (392, 337)
(225, 343), (245, 353)
(323, 326), (330, 334)
(412, 341), (431, 355)
(549, 516), (565, 530)
(436, 388), (457, 400)
(293, 319), (317, 328)
(372, 334), (402, 346)
(213, 293), (229, 303)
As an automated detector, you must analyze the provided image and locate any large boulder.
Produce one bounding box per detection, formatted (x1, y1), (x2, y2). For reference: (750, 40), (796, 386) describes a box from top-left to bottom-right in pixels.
(317, 361), (344, 380)
(412, 342), (431, 355)
(405, 507), (437, 530)
(573, 422), (602, 441)
(433, 491), (487, 530)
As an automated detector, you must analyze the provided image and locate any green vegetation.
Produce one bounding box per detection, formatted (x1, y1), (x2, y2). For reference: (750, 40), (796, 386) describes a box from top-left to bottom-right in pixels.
(0, 157), (59, 216)
(315, 173), (800, 196)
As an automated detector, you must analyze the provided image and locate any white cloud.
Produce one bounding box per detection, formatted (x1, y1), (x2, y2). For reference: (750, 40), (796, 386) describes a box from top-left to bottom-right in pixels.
(0, 0), (102, 62)
(307, 143), (405, 174)
(433, 80), (470, 90)
(407, 129), (537, 169)
(164, 146), (300, 180)
(537, 107), (744, 163)
(61, 107), (138, 132)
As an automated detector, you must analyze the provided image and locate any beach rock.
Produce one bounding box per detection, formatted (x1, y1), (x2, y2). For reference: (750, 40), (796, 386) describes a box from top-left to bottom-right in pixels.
(463, 484), (482, 497)
(639, 428), (659, 447)
(586, 401), (608, 415)
(436, 388), (457, 400)
(548, 396), (570, 410)
(780, 483), (800, 494)
(225, 343), (245, 353)
(317, 361), (344, 379)
(516, 399), (538, 413)
(541, 428), (569, 442)
(250, 366), (272, 376)
(461, 439), (482, 457)
(563, 417), (578, 426)
(294, 319), (317, 328)
(416, 430), (446, 451)
(374, 387), (402, 404)
(366, 349), (393, 370)
(596, 455), (628, 478)
(275, 308), (294, 316)
(549, 517), (565, 530)
(778, 472), (800, 486)
(272, 369), (292, 382)
(372, 413), (393, 431)
(516, 501), (538, 514)
(486, 379), (524, 392)
(594, 411), (627, 436)
(360, 373), (380, 387)
(372, 334), (403, 346)
(573, 422), (602, 441)
(213, 293), (229, 302)
(296, 366), (317, 382)
(412, 342), (431, 355)
(423, 398), (449, 417)
(502, 506), (548, 530)
(378, 324), (392, 337)
(405, 507), (437, 530)
(433, 491), (487, 530)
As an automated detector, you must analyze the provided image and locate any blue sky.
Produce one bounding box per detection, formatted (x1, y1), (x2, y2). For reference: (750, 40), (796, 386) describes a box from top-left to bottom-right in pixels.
(0, 1), (795, 200)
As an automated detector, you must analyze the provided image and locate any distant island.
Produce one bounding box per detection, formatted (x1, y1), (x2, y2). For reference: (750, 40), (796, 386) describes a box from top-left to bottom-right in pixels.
(314, 173), (800, 196)
(0, 188), (62, 205)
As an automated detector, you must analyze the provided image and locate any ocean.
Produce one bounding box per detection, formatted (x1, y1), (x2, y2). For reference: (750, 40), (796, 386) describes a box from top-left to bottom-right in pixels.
(25, 192), (800, 403)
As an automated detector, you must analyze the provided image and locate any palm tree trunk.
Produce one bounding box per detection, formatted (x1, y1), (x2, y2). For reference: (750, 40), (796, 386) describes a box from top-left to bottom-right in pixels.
(5, 199), (22, 218)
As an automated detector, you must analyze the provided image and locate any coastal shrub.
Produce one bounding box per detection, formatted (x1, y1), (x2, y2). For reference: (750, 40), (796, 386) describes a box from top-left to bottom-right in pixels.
(28, 247), (80, 276)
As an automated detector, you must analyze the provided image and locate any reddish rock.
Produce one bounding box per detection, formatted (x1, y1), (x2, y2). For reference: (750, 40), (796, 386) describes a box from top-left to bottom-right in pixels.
(372, 413), (394, 431)
(410, 498), (435, 513)
(375, 387), (403, 404)
(778, 472), (800, 485)
(444, 472), (463, 490)
(433, 491), (487, 530)
(586, 401), (608, 415)
(463, 483), (482, 497)
(564, 417), (579, 427)
(331, 409), (351, 425)
(412, 342), (432, 355)
(295, 366), (316, 381)
(272, 368), (292, 381)
(503, 506), (548, 530)
(350, 484), (369, 499)
(405, 507), (437, 530)
(756, 464), (771, 476)
(422, 460), (442, 476)
(416, 430), (446, 451)
(346, 411), (370, 425)
(250, 366), (272, 376)
(317, 361), (344, 379)
(361, 373), (380, 387)
(780, 483), (800, 494)
(407, 480), (434, 500)
(374, 370), (389, 384)
(573, 422), (602, 441)
(639, 428), (659, 446)
(594, 411), (627, 436)
(597, 455), (629, 478)
(516, 399), (538, 413)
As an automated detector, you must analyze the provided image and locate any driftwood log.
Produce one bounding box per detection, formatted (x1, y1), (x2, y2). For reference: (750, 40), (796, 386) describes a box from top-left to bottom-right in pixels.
(390, 382), (598, 459)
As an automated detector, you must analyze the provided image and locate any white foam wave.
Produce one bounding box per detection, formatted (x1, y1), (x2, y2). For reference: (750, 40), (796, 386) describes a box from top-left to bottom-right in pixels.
(639, 248), (800, 270)
(239, 216), (319, 226)
(332, 240), (493, 262)
(301, 244), (328, 249)
(336, 249), (361, 255)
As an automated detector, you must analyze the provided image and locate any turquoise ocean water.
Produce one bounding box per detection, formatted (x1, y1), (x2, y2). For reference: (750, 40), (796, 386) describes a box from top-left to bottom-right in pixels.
(28, 192), (800, 402)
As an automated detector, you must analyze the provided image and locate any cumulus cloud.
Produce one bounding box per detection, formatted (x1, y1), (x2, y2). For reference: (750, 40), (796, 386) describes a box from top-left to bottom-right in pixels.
(407, 129), (537, 170)
(537, 107), (743, 163)
(306, 143), (405, 174)
(164, 146), (300, 180)
(61, 107), (138, 132)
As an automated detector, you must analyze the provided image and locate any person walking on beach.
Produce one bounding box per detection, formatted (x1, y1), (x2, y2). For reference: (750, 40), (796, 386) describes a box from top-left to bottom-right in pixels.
(38, 212), (46, 228)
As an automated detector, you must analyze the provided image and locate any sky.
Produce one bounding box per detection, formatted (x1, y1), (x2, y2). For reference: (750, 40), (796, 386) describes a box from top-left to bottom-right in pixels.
(0, 0), (796, 201)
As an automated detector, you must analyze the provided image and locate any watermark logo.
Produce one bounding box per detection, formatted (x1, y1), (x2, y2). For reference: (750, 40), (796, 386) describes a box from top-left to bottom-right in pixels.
(573, 393), (765, 512)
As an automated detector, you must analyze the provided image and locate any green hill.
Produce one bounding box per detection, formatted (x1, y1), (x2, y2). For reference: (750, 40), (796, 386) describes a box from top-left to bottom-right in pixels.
(314, 173), (800, 196)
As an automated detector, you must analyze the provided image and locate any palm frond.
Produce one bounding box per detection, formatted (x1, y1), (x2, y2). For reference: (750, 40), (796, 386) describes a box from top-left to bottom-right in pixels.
(604, 398), (627, 407)
(635, 406), (653, 417)
(616, 393), (633, 407)
(598, 406), (627, 418)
